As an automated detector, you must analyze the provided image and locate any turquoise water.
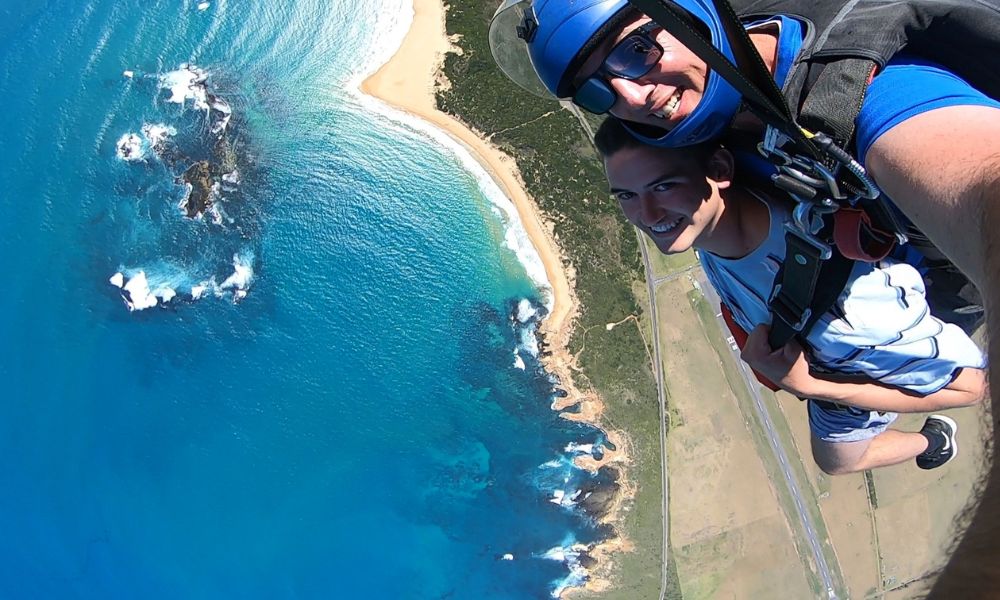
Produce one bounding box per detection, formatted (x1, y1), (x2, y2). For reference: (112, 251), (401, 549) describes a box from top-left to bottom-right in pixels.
(0, 1), (608, 597)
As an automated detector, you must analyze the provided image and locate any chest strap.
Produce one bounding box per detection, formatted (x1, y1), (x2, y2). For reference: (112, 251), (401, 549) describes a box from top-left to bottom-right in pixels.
(768, 231), (857, 349)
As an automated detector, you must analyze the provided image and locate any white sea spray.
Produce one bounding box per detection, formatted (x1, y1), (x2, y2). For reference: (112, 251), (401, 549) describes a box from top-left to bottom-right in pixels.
(116, 133), (145, 161)
(159, 64), (210, 110)
(564, 442), (595, 455)
(116, 271), (179, 311)
(516, 298), (539, 323)
(540, 540), (591, 598)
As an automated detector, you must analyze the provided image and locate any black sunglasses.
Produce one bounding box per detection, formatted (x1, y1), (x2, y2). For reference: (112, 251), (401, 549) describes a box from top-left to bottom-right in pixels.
(573, 22), (663, 114)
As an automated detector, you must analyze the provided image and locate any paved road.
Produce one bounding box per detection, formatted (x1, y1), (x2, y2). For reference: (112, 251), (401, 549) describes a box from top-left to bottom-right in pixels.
(564, 106), (674, 600)
(695, 270), (840, 600)
(637, 238), (672, 600)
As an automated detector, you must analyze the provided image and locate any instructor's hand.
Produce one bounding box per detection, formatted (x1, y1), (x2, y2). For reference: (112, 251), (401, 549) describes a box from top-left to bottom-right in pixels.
(741, 324), (816, 397)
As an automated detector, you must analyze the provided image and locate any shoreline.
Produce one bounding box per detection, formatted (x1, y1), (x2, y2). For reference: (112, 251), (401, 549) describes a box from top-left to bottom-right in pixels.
(357, 0), (632, 594)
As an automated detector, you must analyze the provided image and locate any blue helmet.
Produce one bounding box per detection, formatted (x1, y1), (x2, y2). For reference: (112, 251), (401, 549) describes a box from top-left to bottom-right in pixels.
(490, 0), (743, 147)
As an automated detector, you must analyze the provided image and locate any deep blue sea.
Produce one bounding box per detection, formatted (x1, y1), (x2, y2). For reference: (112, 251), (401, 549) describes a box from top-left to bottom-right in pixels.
(0, 1), (609, 597)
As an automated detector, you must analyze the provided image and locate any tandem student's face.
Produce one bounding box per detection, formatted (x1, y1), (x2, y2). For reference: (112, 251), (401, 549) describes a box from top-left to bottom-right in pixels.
(577, 15), (709, 132)
(604, 145), (730, 255)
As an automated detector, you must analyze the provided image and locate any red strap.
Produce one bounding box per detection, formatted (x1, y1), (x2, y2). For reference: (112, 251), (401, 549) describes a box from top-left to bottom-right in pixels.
(833, 208), (895, 262)
(720, 304), (781, 392)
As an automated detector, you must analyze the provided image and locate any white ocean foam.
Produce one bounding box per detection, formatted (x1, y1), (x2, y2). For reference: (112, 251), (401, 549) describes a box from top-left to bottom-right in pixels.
(177, 182), (194, 214)
(116, 133), (145, 161)
(541, 541), (591, 598)
(154, 64), (231, 135)
(519, 327), (540, 358)
(118, 125), (177, 162)
(219, 253), (252, 290)
(123, 70), (134, 78)
(213, 252), (254, 302)
(197, 1), (210, 9)
(552, 562), (590, 599)
(500, 215), (552, 311)
(111, 255), (253, 310)
(207, 182), (225, 225)
(221, 169), (240, 194)
(208, 203), (225, 226)
(516, 298), (539, 323)
(159, 64), (210, 111)
(140, 123), (176, 148)
(549, 489), (582, 507)
(565, 442), (594, 455)
(542, 547), (570, 563)
(538, 455), (578, 473)
(120, 271), (158, 311)
(513, 352), (525, 371)
(209, 95), (232, 134)
(501, 553), (515, 561)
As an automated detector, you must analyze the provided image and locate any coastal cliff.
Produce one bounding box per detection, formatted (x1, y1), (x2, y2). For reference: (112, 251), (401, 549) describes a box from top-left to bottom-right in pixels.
(435, 2), (666, 598)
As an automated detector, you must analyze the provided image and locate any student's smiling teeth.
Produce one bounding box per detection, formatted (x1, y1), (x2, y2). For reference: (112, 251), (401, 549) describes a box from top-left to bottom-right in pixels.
(651, 90), (682, 119)
(650, 217), (683, 233)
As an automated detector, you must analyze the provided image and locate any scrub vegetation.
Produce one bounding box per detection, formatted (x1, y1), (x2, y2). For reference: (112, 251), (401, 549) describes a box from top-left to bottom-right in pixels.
(439, 0), (663, 597)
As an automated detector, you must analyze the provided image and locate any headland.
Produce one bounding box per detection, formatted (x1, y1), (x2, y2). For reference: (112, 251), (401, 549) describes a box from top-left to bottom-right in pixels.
(358, 0), (662, 596)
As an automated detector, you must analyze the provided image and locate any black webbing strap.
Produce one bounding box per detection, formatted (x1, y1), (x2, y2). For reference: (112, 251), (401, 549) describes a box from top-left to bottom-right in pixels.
(798, 58), (877, 147)
(626, 0), (822, 158)
(768, 232), (855, 349)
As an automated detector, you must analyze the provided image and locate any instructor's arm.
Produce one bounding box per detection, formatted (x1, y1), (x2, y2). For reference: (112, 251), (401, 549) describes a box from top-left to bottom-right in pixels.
(867, 104), (1000, 597)
(865, 104), (1000, 288)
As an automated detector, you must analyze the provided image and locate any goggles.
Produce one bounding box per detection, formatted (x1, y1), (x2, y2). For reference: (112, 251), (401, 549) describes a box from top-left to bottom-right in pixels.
(572, 21), (663, 114)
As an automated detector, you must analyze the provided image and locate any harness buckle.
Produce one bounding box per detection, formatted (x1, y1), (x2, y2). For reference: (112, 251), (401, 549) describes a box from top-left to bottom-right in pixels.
(769, 283), (813, 333)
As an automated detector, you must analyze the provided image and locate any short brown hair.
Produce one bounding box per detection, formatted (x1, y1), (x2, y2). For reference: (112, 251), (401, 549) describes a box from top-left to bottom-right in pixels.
(594, 117), (719, 168)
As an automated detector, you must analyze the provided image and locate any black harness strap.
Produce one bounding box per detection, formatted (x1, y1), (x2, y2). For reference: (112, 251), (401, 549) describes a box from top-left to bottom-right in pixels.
(798, 58), (877, 148)
(768, 232), (855, 348)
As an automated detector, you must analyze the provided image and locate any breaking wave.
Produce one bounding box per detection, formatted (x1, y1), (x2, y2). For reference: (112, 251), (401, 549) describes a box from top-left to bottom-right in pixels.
(109, 252), (254, 311)
(539, 538), (591, 598)
(109, 64), (260, 313)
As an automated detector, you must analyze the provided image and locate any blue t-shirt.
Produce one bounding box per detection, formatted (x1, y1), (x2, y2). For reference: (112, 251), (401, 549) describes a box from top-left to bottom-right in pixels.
(763, 15), (1000, 164)
(740, 16), (1000, 272)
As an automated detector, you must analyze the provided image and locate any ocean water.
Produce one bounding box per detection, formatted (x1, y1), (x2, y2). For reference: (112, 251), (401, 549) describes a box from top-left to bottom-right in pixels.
(0, 1), (610, 598)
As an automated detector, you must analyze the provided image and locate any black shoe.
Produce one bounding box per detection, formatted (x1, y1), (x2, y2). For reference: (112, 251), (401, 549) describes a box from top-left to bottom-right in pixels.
(916, 415), (959, 470)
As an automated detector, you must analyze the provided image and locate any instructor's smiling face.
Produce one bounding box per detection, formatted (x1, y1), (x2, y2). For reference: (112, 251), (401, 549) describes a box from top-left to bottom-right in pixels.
(575, 16), (709, 131)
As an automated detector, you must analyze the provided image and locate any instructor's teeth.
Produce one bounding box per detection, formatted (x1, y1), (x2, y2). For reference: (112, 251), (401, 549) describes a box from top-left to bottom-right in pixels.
(653, 90), (682, 120)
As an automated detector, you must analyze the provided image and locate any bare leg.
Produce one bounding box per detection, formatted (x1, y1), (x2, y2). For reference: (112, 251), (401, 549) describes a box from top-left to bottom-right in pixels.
(811, 430), (930, 475)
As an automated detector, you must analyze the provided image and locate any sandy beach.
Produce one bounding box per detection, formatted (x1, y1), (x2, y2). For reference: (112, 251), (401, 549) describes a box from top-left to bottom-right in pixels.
(359, 0), (631, 593)
(359, 0), (574, 339)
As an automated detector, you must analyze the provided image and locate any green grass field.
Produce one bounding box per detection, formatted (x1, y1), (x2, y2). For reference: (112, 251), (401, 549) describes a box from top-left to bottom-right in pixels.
(688, 289), (846, 599)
